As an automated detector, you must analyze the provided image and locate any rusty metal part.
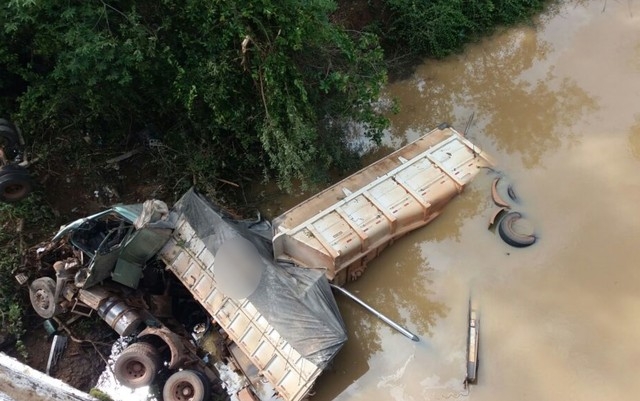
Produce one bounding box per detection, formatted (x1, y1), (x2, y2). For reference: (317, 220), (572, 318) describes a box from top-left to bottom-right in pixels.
(488, 207), (508, 229)
(491, 177), (511, 208)
(138, 325), (196, 370)
(77, 287), (111, 310)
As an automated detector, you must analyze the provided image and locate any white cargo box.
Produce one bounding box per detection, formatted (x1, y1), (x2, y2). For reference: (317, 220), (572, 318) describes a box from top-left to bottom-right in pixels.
(272, 125), (493, 285)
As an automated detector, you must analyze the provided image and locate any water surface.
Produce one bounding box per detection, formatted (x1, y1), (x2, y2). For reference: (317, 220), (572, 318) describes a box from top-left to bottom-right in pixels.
(309, 2), (640, 400)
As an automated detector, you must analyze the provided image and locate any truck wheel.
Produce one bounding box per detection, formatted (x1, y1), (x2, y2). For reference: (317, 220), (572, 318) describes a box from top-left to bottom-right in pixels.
(0, 125), (19, 150)
(498, 212), (536, 248)
(0, 172), (32, 202)
(29, 277), (61, 319)
(163, 370), (210, 401)
(0, 118), (17, 129)
(114, 342), (161, 388)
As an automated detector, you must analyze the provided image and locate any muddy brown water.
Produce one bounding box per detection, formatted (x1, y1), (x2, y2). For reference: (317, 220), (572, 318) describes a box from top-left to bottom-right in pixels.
(264, 2), (640, 400)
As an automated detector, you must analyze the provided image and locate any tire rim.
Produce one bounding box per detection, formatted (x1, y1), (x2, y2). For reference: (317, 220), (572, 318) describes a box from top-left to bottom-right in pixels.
(4, 183), (26, 197)
(124, 360), (146, 379)
(34, 289), (51, 311)
(173, 380), (195, 400)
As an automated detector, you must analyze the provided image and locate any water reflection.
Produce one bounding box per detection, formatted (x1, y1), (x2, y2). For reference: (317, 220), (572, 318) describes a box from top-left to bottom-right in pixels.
(252, 2), (640, 401)
(628, 115), (640, 159)
(384, 21), (597, 168)
(313, 237), (449, 400)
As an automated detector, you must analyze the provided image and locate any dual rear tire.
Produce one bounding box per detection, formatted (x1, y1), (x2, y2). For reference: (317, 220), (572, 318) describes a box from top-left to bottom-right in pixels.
(163, 370), (211, 401)
(114, 343), (210, 401)
(114, 342), (161, 388)
(0, 165), (32, 203)
(0, 119), (31, 203)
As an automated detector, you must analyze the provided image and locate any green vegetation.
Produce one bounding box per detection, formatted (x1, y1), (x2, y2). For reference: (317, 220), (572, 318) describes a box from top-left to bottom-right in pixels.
(89, 388), (114, 401)
(379, 0), (547, 58)
(1, 0), (387, 192)
(0, 194), (54, 356)
(0, 0), (548, 193)
(0, 0), (548, 358)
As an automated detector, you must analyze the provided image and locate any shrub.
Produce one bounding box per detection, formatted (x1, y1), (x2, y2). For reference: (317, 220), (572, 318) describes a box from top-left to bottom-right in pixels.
(381, 0), (547, 58)
(0, 0), (388, 191)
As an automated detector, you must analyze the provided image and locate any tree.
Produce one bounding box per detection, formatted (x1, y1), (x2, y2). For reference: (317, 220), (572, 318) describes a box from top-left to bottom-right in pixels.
(0, 0), (388, 190)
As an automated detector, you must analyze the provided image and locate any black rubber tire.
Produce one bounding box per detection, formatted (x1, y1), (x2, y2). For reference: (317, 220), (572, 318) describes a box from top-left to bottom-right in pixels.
(0, 125), (19, 149)
(498, 212), (536, 248)
(114, 342), (161, 388)
(0, 118), (15, 128)
(507, 184), (518, 203)
(29, 277), (61, 319)
(0, 172), (32, 202)
(163, 369), (210, 401)
(0, 164), (29, 176)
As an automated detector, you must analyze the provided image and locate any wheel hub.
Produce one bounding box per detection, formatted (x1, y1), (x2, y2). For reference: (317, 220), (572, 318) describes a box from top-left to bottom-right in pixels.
(175, 382), (194, 399)
(5, 184), (22, 195)
(34, 289), (50, 309)
(126, 361), (145, 378)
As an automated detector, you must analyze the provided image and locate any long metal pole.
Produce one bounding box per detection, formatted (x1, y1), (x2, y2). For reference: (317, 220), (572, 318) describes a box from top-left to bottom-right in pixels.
(331, 284), (419, 342)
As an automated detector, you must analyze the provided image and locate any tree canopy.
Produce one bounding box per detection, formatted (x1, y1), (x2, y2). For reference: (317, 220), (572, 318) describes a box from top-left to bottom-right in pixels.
(0, 0), (388, 190)
(0, 0), (547, 193)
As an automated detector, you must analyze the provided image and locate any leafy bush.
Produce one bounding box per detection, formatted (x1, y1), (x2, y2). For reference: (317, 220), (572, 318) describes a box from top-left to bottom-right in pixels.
(0, 0), (388, 191)
(381, 0), (547, 58)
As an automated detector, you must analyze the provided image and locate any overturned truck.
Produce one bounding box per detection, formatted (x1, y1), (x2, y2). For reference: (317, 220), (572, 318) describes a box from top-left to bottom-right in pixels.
(21, 125), (491, 401)
(22, 190), (347, 401)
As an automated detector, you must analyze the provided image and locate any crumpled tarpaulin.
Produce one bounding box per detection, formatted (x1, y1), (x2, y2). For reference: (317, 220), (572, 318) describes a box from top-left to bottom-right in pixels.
(171, 189), (347, 368)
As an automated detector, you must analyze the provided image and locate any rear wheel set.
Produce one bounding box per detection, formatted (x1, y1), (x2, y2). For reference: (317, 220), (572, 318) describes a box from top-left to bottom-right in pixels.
(163, 369), (211, 401)
(0, 165), (32, 203)
(0, 118), (32, 203)
(114, 342), (162, 388)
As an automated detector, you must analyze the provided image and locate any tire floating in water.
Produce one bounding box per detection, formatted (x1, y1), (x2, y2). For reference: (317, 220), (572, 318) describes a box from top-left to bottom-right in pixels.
(491, 177), (511, 208)
(498, 211), (536, 248)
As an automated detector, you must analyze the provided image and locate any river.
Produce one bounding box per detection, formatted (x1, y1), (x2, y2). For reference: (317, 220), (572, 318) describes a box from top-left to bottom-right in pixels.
(299, 1), (640, 400)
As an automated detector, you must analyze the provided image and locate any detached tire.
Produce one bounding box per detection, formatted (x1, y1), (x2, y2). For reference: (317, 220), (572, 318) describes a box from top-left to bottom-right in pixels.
(0, 124), (20, 159)
(0, 125), (19, 152)
(29, 277), (61, 319)
(498, 212), (536, 248)
(0, 171), (32, 202)
(163, 370), (210, 401)
(0, 118), (16, 129)
(114, 342), (161, 388)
